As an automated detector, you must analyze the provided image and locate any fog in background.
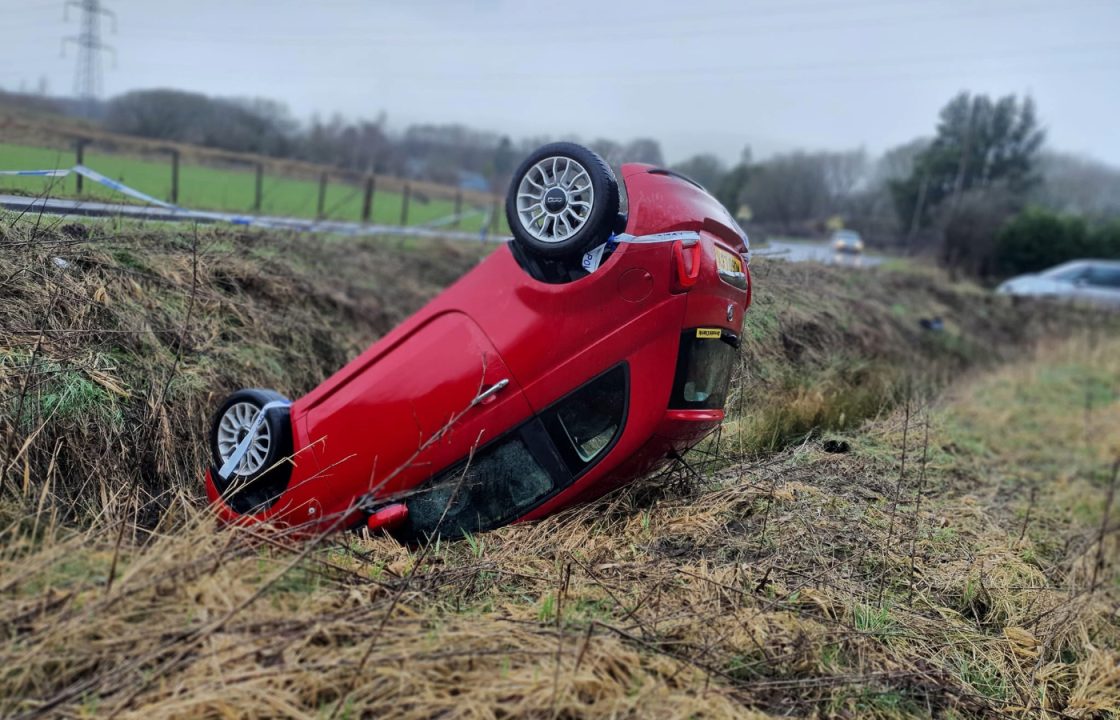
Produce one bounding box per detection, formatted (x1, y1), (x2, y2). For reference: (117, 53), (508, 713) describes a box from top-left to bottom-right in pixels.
(3, 0), (1119, 164)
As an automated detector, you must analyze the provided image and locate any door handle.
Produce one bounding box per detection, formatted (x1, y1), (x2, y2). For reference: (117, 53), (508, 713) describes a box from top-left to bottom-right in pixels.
(472, 378), (509, 407)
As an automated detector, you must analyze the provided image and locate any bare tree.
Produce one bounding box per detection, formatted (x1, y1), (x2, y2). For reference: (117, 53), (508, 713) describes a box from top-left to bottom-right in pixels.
(744, 149), (868, 232)
(670, 153), (727, 190)
(1034, 151), (1120, 219)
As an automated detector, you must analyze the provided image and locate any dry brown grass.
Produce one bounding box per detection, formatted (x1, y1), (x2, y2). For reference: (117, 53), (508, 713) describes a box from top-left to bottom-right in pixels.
(2, 336), (1116, 719)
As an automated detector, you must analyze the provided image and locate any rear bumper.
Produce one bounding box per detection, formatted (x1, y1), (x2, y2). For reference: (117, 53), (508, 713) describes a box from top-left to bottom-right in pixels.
(661, 407), (724, 437)
(560, 407), (725, 506)
(617, 406), (725, 477)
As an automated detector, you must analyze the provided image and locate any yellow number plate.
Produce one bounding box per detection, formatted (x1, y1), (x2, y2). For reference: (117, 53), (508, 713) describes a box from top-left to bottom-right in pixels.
(696, 328), (722, 339)
(715, 246), (743, 274)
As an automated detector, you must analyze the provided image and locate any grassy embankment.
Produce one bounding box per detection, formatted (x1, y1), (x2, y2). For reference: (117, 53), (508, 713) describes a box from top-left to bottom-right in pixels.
(0, 142), (498, 232)
(0, 215), (1116, 717)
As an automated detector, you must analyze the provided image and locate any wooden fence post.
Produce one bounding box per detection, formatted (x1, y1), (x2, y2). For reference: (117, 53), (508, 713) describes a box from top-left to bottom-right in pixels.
(453, 190), (463, 228)
(169, 150), (180, 204)
(317, 172), (328, 219)
(361, 176), (375, 223)
(254, 163), (264, 212)
(75, 139), (87, 194)
(400, 184), (411, 226)
(490, 198), (500, 234)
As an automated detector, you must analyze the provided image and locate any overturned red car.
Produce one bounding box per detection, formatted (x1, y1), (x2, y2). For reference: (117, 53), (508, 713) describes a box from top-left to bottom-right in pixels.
(204, 142), (752, 539)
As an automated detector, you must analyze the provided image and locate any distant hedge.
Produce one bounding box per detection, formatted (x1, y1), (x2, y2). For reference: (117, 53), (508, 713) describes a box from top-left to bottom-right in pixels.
(995, 209), (1120, 277)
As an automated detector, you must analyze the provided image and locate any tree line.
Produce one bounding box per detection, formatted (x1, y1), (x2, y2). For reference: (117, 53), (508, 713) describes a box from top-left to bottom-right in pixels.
(1, 87), (666, 192)
(670, 92), (1120, 279)
(93, 89), (667, 192)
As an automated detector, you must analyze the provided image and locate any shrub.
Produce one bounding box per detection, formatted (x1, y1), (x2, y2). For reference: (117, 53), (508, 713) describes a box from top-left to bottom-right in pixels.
(994, 208), (1119, 277)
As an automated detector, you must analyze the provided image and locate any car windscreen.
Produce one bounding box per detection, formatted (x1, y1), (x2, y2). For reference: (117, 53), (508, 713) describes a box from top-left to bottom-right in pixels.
(404, 430), (556, 539)
(670, 329), (739, 410)
(1042, 263), (1089, 281)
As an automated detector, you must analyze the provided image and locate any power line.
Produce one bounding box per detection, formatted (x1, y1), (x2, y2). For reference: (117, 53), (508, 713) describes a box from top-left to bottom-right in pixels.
(117, 0), (1119, 48)
(62, 0), (115, 115)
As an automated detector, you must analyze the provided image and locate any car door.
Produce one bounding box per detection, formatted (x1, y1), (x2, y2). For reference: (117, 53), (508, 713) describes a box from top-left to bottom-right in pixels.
(399, 363), (630, 540)
(299, 311), (533, 517)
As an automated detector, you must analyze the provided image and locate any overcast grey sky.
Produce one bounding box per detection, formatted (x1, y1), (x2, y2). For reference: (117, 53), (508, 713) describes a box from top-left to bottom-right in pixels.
(3, 0), (1119, 164)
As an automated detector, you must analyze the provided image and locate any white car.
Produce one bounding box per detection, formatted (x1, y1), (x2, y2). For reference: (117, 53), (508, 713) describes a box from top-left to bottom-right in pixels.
(996, 260), (1120, 309)
(831, 230), (864, 254)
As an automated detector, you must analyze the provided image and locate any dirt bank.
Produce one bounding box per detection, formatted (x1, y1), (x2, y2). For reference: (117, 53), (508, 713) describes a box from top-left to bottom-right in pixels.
(1, 217), (1110, 524)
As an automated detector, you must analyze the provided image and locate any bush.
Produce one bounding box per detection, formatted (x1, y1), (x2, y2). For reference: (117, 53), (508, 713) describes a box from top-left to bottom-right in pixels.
(995, 209), (1120, 277)
(1093, 220), (1120, 257)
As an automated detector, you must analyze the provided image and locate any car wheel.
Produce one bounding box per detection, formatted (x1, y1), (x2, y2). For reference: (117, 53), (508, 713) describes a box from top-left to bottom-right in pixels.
(208, 388), (293, 514)
(505, 142), (619, 260)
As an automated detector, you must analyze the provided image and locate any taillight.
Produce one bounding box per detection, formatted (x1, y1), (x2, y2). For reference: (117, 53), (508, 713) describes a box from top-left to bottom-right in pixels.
(672, 239), (700, 290)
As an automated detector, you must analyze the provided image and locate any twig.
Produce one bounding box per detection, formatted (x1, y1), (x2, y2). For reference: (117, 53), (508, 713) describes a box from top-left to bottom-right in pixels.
(147, 222), (199, 417)
(879, 389), (911, 608)
(550, 561), (571, 715)
(3, 280), (62, 475)
(1016, 485), (1037, 548)
(1090, 458), (1119, 590)
(906, 409), (931, 606)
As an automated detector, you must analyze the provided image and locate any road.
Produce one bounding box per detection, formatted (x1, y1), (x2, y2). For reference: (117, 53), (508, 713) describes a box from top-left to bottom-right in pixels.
(754, 238), (884, 267)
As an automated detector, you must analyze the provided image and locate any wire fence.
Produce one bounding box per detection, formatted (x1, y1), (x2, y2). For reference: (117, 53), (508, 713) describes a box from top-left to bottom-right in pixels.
(0, 116), (506, 234)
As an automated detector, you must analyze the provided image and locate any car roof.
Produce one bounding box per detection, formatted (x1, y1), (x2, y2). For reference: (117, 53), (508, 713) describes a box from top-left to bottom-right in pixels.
(1043, 259), (1120, 273)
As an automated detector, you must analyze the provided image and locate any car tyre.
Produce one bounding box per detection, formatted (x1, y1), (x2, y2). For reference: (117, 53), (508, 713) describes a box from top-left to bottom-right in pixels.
(208, 388), (293, 514)
(506, 142), (619, 260)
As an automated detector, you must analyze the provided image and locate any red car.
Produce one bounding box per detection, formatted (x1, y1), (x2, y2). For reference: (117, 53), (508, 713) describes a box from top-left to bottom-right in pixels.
(204, 142), (752, 539)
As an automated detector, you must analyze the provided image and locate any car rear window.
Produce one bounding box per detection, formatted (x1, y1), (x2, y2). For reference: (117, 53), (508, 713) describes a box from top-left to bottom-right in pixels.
(670, 329), (739, 410)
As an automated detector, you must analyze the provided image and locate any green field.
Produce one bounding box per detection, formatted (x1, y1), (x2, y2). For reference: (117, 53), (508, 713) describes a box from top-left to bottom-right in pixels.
(0, 142), (501, 233)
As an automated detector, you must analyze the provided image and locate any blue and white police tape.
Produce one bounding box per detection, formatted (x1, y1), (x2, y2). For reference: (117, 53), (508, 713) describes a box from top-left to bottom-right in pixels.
(0, 168), (72, 178)
(0, 165), (178, 209)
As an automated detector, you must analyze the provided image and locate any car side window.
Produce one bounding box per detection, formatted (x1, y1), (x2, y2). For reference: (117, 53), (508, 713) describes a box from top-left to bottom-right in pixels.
(1086, 265), (1120, 289)
(1048, 265), (1089, 282)
(543, 365), (628, 472)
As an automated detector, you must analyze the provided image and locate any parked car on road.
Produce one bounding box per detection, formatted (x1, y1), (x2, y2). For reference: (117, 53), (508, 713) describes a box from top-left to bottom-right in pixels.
(830, 229), (864, 254)
(204, 142), (752, 540)
(996, 260), (1120, 309)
